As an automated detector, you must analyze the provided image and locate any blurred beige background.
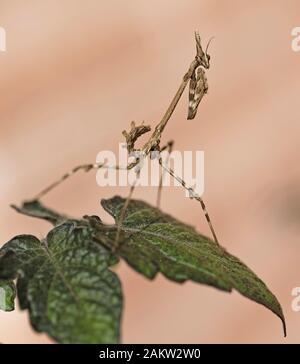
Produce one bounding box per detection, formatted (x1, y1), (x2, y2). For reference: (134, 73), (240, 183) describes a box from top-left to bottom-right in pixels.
(0, 0), (300, 343)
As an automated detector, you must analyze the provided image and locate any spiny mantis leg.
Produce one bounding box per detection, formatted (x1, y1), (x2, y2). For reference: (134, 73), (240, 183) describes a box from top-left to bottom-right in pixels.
(32, 161), (137, 201)
(156, 140), (174, 208)
(158, 158), (219, 245)
(31, 154), (138, 250)
(113, 180), (136, 252)
(113, 153), (146, 250)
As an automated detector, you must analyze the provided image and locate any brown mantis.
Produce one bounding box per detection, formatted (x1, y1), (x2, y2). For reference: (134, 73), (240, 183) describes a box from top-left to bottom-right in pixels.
(188, 32), (211, 120)
(31, 31), (219, 246)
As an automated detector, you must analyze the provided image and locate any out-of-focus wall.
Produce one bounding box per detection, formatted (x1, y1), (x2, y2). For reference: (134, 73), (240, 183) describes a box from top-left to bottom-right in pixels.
(0, 0), (299, 343)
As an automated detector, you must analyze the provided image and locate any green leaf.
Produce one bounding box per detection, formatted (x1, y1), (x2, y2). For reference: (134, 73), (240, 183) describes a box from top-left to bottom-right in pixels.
(10, 200), (67, 225)
(0, 220), (122, 343)
(4, 197), (286, 339)
(99, 196), (286, 336)
(0, 280), (16, 311)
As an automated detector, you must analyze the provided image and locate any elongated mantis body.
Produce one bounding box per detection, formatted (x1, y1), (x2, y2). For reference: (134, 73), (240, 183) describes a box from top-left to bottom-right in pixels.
(31, 32), (218, 245)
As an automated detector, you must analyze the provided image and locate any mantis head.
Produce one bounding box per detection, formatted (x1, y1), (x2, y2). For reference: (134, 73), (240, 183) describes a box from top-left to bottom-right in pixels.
(195, 31), (213, 69)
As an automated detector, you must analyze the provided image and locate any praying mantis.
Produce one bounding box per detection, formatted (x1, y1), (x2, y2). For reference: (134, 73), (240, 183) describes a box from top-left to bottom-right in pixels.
(30, 31), (218, 246)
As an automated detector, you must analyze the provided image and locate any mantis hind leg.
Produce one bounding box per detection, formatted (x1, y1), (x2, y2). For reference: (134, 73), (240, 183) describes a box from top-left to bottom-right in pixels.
(32, 162), (132, 201)
(113, 181), (136, 251)
(158, 157), (219, 245)
(156, 140), (174, 208)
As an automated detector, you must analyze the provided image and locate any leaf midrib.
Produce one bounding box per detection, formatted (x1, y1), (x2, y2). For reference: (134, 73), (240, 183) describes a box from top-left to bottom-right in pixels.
(120, 226), (229, 285)
(41, 241), (79, 303)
